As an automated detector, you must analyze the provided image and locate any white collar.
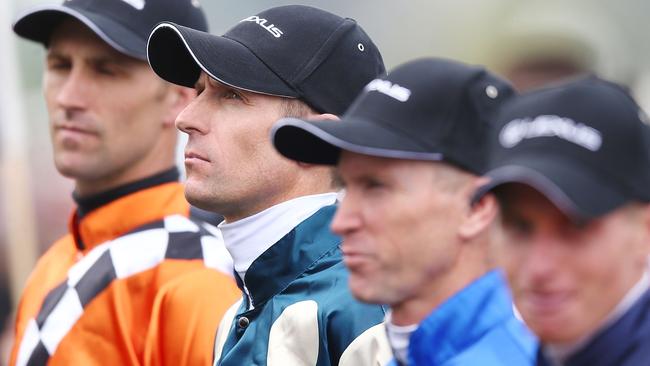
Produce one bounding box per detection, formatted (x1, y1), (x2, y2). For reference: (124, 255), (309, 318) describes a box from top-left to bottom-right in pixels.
(546, 268), (650, 364)
(384, 310), (418, 366)
(218, 193), (338, 280)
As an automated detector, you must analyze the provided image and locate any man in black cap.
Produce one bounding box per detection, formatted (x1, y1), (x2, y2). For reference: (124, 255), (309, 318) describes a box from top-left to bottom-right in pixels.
(474, 76), (650, 366)
(147, 5), (389, 366)
(10, 1), (240, 365)
(271, 57), (537, 365)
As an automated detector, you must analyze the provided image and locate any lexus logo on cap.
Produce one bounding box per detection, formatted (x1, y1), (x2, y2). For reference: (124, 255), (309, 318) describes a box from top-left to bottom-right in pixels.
(119, 0), (145, 10)
(364, 79), (411, 102)
(240, 15), (284, 38)
(499, 115), (603, 151)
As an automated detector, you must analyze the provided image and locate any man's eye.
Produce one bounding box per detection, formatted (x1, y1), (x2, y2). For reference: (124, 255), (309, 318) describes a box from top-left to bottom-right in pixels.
(223, 90), (242, 100)
(364, 179), (385, 190)
(48, 61), (71, 71)
(96, 66), (117, 76)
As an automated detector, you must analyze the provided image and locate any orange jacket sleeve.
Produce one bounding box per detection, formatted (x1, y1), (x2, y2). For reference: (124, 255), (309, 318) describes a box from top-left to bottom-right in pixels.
(144, 269), (241, 366)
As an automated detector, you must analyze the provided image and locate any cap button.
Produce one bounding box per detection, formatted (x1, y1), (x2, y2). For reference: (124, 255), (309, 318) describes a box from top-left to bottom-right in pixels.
(485, 85), (499, 99)
(238, 316), (250, 329)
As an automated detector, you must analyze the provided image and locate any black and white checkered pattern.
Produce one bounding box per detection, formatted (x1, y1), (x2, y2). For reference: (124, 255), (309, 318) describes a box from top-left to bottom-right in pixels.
(15, 214), (232, 366)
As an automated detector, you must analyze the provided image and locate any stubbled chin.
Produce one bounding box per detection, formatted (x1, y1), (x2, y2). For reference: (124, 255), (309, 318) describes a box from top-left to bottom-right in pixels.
(348, 278), (379, 304)
(53, 155), (94, 179)
(184, 181), (214, 209)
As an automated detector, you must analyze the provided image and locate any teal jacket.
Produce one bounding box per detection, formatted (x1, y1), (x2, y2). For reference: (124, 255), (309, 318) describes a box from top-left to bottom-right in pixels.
(214, 205), (389, 366)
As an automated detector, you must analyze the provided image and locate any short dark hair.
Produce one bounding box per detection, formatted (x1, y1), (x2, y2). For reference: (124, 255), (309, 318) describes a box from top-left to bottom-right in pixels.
(280, 98), (317, 119)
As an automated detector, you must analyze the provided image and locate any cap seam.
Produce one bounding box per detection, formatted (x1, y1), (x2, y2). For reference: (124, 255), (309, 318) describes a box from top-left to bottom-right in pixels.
(80, 7), (147, 44)
(289, 18), (354, 85)
(221, 34), (297, 94)
(441, 69), (487, 148)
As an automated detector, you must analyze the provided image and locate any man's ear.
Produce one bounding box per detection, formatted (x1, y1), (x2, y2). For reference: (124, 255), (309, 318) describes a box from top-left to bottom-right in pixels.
(163, 85), (196, 128)
(458, 177), (498, 241)
(310, 113), (340, 122)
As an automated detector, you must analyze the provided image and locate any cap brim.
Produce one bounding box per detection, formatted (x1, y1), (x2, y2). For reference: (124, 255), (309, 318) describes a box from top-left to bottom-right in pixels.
(475, 155), (630, 220)
(271, 117), (444, 165)
(14, 5), (147, 60)
(147, 22), (297, 96)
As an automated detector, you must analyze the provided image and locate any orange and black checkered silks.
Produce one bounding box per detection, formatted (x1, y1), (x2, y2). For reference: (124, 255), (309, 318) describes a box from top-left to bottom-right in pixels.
(10, 182), (240, 366)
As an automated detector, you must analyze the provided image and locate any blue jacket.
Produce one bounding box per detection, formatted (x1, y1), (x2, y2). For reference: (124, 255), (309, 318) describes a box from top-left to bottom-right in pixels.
(214, 205), (389, 366)
(397, 270), (537, 365)
(537, 287), (650, 366)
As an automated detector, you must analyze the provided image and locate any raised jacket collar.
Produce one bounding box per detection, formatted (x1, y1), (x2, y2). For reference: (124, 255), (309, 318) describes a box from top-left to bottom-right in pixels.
(409, 270), (536, 365)
(235, 205), (340, 308)
(69, 182), (189, 252)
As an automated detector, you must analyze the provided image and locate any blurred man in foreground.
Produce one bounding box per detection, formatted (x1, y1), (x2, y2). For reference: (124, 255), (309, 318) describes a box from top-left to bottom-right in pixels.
(476, 76), (650, 365)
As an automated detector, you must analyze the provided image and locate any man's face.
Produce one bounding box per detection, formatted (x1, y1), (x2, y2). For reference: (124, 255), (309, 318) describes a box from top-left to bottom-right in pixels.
(44, 19), (174, 195)
(176, 73), (301, 221)
(493, 184), (650, 344)
(331, 152), (469, 307)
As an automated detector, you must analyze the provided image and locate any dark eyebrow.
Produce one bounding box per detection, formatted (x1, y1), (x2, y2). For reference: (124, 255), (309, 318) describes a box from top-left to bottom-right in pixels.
(90, 56), (134, 67)
(202, 76), (251, 97)
(45, 50), (67, 61)
(46, 48), (135, 68)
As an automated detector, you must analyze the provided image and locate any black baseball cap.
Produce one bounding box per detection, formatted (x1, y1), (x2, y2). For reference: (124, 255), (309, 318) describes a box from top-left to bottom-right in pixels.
(13, 0), (208, 61)
(271, 57), (515, 175)
(146, 5), (385, 115)
(475, 76), (650, 219)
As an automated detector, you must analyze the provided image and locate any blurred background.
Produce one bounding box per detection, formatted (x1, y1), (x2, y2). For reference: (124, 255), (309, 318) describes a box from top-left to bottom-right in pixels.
(2, 0), (650, 363)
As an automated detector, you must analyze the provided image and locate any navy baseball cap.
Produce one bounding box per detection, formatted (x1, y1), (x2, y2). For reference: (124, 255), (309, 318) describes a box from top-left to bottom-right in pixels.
(271, 57), (515, 175)
(13, 0), (208, 61)
(475, 76), (650, 219)
(147, 5), (385, 115)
